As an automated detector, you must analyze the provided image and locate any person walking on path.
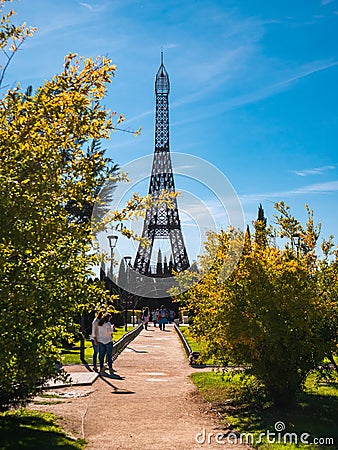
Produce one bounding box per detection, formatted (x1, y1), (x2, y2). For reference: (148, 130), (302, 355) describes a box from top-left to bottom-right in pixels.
(93, 313), (115, 374)
(141, 306), (150, 330)
(169, 308), (176, 323)
(89, 310), (104, 372)
(152, 308), (158, 327)
(158, 305), (168, 331)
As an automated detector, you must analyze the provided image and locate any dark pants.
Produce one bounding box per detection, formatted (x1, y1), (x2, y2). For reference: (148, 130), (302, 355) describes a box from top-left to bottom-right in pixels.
(98, 342), (113, 369)
(159, 318), (167, 330)
(90, 339), (98, 366)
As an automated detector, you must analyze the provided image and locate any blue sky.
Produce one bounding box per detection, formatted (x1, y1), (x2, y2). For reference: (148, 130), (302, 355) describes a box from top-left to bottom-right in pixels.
(3, 0), (338, 265)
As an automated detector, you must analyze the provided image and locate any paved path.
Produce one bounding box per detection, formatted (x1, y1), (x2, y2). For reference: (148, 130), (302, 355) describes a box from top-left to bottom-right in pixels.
(31, 325), (249, 450)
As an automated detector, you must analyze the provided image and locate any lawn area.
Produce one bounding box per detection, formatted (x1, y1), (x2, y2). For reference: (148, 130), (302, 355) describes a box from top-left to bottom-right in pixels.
(0, 409), (85, 449)
(60, 326), (134, 365)
(179, 325), (201, 353)
(191, 370), (338, 449)
(179, 325), (215, 365)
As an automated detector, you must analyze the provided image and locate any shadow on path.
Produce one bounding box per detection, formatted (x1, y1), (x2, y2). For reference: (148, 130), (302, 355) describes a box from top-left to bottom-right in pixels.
(99, 374), (135, 395)
(126, 346), (148, 353)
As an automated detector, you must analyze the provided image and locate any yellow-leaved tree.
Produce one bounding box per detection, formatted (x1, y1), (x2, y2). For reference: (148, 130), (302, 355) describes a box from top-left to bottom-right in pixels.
(0, 1), (140, 409)
(176, 203), (338, 406)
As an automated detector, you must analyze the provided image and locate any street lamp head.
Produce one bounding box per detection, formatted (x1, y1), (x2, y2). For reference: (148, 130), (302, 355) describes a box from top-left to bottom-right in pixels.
(107, 235), (118, 249)
(124, 256), (132, 266)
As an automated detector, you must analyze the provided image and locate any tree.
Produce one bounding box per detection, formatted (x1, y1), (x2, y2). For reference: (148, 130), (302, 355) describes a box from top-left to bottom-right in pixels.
(163, 255), (169, 275)
(156, 249), (163, 275)
(177, 204), (337, 406)
(253, 203), (268, 248)
(0, 2), (143, 409)
(312, 236), (338, 372)
(169, 255), (173, 274)
(118, 259), (127, 288)
(64, 139), (119, 225)
(0, 1), (37, 87)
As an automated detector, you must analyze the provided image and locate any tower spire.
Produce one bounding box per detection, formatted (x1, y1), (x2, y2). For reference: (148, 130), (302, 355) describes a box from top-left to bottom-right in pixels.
(133, 55), (190, 277)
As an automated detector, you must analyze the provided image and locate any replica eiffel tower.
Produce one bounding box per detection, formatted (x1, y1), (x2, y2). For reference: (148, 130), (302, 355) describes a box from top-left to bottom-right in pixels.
(134, 53), (190, 277)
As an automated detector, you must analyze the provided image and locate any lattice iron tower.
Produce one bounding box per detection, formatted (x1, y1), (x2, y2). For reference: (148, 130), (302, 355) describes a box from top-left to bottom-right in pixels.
(134, 53), (190, 276)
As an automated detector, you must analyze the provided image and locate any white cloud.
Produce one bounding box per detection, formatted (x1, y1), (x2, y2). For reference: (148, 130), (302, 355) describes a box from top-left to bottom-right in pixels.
(169, 58), (338, 125)
(240, 181), (338, 205)
(321, 0), (336, 5)
(224, 60), (338, 110)
(163, 44), (179, 50)
(293, 165), (336, 176)
(79, 2), (107, 13)
(80, 2), (93, 10)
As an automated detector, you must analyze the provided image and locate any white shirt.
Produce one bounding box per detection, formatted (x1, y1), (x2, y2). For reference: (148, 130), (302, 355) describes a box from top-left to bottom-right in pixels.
(90, 317), (99, 341)
(96, 322), (114, 344)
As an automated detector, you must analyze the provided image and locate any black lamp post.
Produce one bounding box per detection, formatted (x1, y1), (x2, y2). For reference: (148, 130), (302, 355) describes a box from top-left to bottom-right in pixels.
(107, 235), (118, 294)
(124, 256), (132, 331)
(292, 233), (301, 257)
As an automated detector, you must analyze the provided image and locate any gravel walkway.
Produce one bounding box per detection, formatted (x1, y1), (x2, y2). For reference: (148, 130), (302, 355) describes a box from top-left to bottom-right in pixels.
(30, 324), (249, 450)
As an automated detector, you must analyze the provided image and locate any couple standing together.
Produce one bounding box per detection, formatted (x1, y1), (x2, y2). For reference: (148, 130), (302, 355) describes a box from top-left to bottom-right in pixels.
(90, 311), (115, 374)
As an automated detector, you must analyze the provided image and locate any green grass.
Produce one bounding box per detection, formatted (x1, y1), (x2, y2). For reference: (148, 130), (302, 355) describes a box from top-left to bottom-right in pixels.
(191, 371), (338, 449)
(60, 340), (92, 365)
(113, 325), (134, 341)
(0, 409), (85, 449)
(179, 326), (215, 365)
(179, 325), (201, 353)
(60, 326), (133, 364)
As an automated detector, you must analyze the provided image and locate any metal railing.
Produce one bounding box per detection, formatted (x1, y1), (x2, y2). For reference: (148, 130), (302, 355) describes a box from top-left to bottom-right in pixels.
(174, 323), (200, 365)
(112, 323), (143, 361)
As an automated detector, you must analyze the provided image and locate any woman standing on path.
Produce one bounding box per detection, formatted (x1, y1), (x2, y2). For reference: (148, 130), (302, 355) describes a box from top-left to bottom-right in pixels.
(94, 313), (115, 374)
(90, 310), (104, 372)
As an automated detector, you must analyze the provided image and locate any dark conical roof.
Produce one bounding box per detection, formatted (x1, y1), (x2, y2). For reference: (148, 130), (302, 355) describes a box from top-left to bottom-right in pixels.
(155, 51), (170, 94)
